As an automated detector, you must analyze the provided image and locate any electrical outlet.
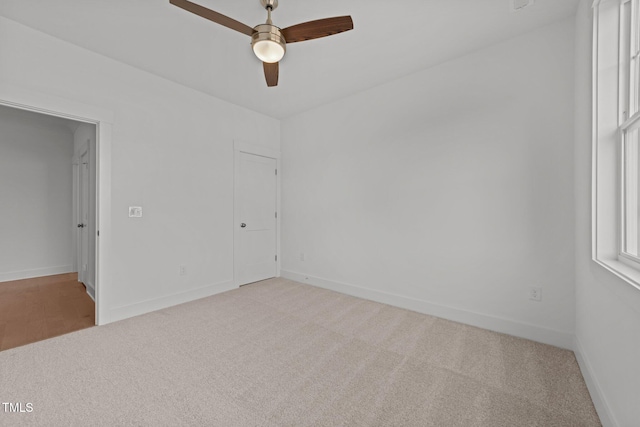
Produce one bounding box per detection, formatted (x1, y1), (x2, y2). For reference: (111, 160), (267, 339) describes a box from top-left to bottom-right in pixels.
(300, 252), (305, 261)
(179, 265), (187, 276)
(528, 287), (542, 301)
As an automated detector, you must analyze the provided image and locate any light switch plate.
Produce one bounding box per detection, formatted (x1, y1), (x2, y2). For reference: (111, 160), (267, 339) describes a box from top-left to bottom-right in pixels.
(128, 206), (143, 218)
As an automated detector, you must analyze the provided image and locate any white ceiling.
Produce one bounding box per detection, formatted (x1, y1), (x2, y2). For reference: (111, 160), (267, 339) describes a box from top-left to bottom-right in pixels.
(0, 0), (579, 119)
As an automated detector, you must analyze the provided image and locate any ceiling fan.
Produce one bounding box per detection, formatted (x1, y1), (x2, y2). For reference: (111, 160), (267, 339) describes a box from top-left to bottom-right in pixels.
(169, 0), (354, 87)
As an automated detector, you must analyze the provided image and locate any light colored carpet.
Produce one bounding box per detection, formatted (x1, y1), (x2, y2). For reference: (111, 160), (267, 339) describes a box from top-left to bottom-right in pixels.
(0, 278), (600, 426)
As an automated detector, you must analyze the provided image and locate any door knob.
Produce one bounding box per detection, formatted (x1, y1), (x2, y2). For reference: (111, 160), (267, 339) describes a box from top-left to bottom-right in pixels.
(240, 223), (246, 228)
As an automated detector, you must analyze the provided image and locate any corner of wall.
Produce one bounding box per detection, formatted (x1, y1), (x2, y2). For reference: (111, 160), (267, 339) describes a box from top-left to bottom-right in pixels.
(573, 335), (619, 427)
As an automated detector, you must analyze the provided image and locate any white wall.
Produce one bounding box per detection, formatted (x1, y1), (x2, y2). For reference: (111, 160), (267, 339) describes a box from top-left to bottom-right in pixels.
(281, 19), (576, 348)
(573, 1), (640, 426)
(0, 16), (280, 323)
(0, 106), (74, 281)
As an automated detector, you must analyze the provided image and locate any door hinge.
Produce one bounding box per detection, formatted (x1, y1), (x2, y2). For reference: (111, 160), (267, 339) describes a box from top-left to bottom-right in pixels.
(275, 169), (277, 175)
(275, 211), (277, 218)
(97, 230), (99, 237)
(275, 255), (277, 261)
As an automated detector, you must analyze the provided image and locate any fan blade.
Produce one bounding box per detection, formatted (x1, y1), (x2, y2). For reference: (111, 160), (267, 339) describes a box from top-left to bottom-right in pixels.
(170, 0), (254, 37)
(281, 16), (353, 43)
(263, 62), (279, 87)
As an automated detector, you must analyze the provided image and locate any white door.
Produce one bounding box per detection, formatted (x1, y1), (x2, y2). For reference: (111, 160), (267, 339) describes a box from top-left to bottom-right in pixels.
(78, 149), (90, 284)
(236, 151), (277, 286)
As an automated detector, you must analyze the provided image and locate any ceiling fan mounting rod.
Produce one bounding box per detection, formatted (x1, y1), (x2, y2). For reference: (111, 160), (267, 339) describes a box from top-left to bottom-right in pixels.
(260, 0), (278, 12)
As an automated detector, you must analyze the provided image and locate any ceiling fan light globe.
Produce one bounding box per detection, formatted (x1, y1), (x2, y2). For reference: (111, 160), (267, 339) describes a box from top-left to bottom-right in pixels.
(253, 40), (285, 63)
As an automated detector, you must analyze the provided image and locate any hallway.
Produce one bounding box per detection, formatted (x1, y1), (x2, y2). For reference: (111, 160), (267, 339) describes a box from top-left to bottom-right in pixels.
(0, 273), (94, 351)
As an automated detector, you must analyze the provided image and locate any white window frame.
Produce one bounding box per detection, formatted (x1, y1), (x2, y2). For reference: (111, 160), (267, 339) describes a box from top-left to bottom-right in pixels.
(619, 119), (640, 265)
(593, 0), (640, 291)
(618, 0), (640, 266)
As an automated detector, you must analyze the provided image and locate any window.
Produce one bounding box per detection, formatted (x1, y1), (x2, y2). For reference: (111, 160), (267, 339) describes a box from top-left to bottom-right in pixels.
(593, 0), (640, 290)
(620, 0), (640, 264)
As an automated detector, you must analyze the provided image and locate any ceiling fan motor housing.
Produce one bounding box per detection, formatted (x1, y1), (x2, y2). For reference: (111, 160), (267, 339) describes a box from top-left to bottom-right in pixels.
(252, 24), (286, 63)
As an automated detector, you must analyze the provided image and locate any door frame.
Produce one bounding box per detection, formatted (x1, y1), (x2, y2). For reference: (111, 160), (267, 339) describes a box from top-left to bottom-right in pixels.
(233, 140), (281, 287)
(0, 85), (113, 326)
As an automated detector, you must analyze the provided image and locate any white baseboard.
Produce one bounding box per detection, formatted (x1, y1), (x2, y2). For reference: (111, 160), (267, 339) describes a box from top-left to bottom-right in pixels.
(104, 280), (236, 324)
(574, 336), (618, 427)
(0, 265), (74, 283)
(281, 270), (574, 350)
(84, 281), (96, 302)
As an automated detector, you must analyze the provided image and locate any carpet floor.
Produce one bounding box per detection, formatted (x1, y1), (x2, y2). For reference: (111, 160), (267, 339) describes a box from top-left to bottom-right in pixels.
(0, 278), (601, 426)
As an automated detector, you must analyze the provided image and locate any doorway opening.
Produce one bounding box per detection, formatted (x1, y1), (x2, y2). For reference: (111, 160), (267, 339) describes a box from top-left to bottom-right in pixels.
(0, 104), (98, 350)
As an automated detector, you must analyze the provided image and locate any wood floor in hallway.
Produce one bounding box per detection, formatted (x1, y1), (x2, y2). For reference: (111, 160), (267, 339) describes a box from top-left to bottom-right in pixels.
(0, 273), (94, 351)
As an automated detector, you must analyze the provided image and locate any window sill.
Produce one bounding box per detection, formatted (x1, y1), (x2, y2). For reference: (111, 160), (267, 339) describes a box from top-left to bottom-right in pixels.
(593, 256), (640, 292)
